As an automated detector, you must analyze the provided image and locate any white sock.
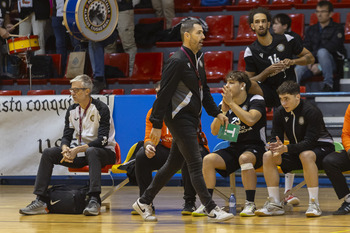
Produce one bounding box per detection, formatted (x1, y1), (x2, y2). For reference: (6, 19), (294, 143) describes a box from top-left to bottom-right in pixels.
(344, 193), (350, 203)
(267, 186), (280, 204)
(307, 187), (319, 204)
(284, 173), (295, 193)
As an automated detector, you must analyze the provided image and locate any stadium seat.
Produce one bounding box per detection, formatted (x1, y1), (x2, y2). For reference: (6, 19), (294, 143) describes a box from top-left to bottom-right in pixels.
(104, 53), (129, 85)
(309, 12), (340, 26)
(45, 54), (62, 77)
(0, 90), (22, 95)
(224, 15), (256, 46)
(345, 13), (350, 43)
(289, 13), (305, 39)
(294, 0), (337, 9)
(49, 54), (73, 85)
(138, 17), (166, 30)
(203, 15), (234, 46)
(210, 87), (223, 93)
(204, 51), (233, 83)
(262, 0), (302, 10)
(0, 79), (15, 85)
(100, 89), (125, 95)
(237, 51), (246, 71)
(117, 53), (163, 84)
(130, 88), (157, 95)
(192, 0), (225, 12)
(226, 0), (268, 11)
(333, 0), (350, 8)
(60, 89), (71, 95)
(27, 90), (56, 95)
(174, 0), (192, 12)
(134, 6), (154, 14)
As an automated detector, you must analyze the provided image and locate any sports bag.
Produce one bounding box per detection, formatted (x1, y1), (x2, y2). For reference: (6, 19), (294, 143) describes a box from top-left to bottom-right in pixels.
(47, 185), (89, 214)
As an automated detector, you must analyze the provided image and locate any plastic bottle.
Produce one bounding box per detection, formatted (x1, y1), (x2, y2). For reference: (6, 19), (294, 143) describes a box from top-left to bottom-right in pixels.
(344, 59), (349, 79)
(229, 193), (236, 215)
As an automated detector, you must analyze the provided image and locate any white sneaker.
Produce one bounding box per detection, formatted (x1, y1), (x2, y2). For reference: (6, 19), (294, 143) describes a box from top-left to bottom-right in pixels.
(240, 201), (256, 217)
(207, 206), (234, 222)
(255, 197), (285, 216)
(192, 204), (207, 217)
(132, 198), (157, 222)
(305, 198), (322, 217)
(284, 191), (300, 206)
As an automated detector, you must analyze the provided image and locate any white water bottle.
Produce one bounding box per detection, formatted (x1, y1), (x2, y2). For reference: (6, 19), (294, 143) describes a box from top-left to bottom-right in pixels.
(344, 59), (349, 79)
(229, 193), (236, 215)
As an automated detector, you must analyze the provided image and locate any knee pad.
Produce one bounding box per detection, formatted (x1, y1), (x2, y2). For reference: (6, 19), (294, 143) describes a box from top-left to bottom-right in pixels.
(240, 163), (254, 171)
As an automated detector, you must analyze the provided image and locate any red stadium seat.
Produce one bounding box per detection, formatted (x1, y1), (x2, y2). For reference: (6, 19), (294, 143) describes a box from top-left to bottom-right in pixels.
(237, 51), (246, 71)
(262, 0), (302, 10)
(105, 53), (129, 85)
(27, 90), (56, 95)
(0, 79), (15, 85)
(309, 12), (340, 26)
(226, 0), (268, 11)
(204, 51), (233, 83)
(117, 53), (163, 84)
(0, 90), (22, 95)
(295, 0), (337, 9)
(333, 0), (350, 8)
(138, 17), (166, 30)
(225, 15), (256, 46)
(60, 89), (71, 95)
(289, 13), (305, 39)
(210, 87), (223, 93)
(130, 88), (157, 95)
(174, 0), (192, 12)
(266, 108), (274, 121)
(203, 15), (234, 46)
(100, 89), (125, 95)
(345, 13), (350, 43)
(46, 54), (62, 77)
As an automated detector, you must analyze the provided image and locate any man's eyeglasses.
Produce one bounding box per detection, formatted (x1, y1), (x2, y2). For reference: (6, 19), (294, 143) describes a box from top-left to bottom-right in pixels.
(315, 10), (329, 14)
(69, 88), (87, 93)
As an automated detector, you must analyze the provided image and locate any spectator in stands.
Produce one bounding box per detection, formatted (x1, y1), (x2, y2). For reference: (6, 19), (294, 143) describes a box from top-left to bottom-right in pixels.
(255, 81), (334, 217)
(132, 19), (233, 223)
(323, 104), (350, 215)
(133, 81), (210, 216)
(295, 1), (347, 92)
(151, 0), (175, 29)
(194, 71), (267, 217)
(19, 75), (116, 216)
(0, 0), (13, 77)
(271, 12), (302, 207)
(18, 0), (50, 55)
(244, 7), (314, 108)
(105, 0), (137, 76)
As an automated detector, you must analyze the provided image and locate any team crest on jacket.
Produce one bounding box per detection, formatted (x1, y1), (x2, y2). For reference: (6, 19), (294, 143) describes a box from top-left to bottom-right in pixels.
(187, 63), (191, 68)
(299, 116), (304, 125)
(90, 115), (95, 122)
(284, 117), (289, 122)
(277, 44), (285, 52)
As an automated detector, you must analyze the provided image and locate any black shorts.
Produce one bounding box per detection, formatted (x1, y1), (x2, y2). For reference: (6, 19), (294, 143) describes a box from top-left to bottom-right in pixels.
(258, 82), (280, 108)
(280, 144), (335, 173)
(213, 144), (266, 177)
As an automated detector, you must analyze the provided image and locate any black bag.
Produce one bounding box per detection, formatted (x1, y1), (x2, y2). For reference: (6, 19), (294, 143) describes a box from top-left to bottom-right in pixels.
(31, 55), (53, 79)
(47, 185), (89, 214)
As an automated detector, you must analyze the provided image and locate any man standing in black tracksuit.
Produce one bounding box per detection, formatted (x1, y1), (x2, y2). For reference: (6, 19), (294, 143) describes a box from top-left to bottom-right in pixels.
(255, 81), (334, 217)
(132, 19), (233, 223)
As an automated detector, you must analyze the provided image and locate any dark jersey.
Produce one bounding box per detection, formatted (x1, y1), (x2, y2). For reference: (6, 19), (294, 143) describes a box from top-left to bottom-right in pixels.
(220, 94), (267, 146)
(244, 33), (304, 89)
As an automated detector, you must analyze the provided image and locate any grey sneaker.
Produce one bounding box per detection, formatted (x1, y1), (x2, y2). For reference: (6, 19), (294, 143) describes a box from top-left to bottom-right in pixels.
(207, 206), (234, 223)
(305, 198), (322, 217)
(19, 198), (49, 215)
(83, 197), (101, 216)
(240, 201), (256, 217)
(192, 204), (207, 217)
(132, 198), (157, 222)
(255, 197), (285, 216)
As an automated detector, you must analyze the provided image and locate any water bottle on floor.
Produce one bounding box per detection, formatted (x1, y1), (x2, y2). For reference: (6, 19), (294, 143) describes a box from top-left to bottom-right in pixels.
(229, 193), (236, 215)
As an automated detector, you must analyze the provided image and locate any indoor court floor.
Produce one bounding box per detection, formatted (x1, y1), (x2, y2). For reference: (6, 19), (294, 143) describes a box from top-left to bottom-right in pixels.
(1, 185), (349, 233)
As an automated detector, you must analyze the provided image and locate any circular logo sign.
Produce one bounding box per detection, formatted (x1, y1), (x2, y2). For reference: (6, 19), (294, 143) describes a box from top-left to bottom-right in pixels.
(83, 0), (111, 33)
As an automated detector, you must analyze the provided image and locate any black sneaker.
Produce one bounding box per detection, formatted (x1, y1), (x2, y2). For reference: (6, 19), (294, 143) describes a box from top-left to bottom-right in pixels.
(181, 201), (196, 215)
(321, 84), (333, 92)
(92, 79), (106, 94)
(83, 196), (101, 216)
(333, 201), (350, 215)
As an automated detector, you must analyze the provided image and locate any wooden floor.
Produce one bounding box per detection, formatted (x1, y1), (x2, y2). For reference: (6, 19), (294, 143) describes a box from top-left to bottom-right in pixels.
(1, 185), (350, 233)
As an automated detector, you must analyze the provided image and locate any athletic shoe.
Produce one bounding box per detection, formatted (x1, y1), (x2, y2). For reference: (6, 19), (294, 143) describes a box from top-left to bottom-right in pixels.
(132, 198), (157, 222)
(333, 201), (350, 215)
(131, 204), (155, 215)
(192, 204), (207, 217)
(19, 198), (49, 215)
(284, 191), (300, 206)
(207, 206), (234, 223)
(240, 201), (256, 217)
(255, 197), (285, 216)
(181, 201), (196, 215)
(305, 198), (322, 217)
(83, 197), (101, 216)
